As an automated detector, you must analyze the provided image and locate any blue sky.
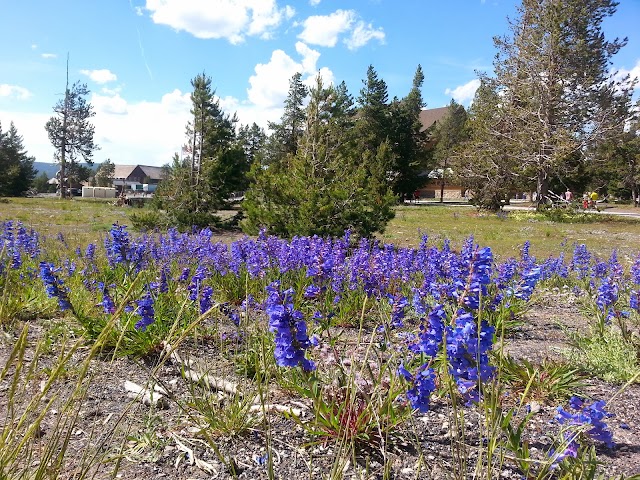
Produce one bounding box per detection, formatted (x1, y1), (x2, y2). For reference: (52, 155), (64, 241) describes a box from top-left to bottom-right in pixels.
(1, 0), (638, 168)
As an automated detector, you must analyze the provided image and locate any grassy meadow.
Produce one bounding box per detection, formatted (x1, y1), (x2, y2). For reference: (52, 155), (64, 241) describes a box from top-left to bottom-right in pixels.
(3, 197), (640, 259)
(1, 196), (640, 479)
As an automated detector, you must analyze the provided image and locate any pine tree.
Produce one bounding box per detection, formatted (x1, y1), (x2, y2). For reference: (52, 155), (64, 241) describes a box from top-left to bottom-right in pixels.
(490, 0), (635, 207)
(454, 78), (521, 209)
(388, 65), (430, 199)
(0, 121), (36, 196)
(45, 70), (97, 198)
(95, 159), (115, 187)
(268, 72), (308, 160)
(243, 75), (395, 238)
(431, 100), (469, 202)
(155, 73), (246, 227)
(356, 65), (390, 154)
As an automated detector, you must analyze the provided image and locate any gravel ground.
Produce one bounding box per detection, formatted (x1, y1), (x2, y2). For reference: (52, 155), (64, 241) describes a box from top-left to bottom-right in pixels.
(1, 289), (639, 479)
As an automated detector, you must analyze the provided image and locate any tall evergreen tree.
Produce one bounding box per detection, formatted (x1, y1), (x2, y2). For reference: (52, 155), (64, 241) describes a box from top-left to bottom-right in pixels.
(489, 0), (635, 207)
(243, 75), (395, 238)
(268, 72), (308, 160)
(45, 72), (97, 198)
(0, 121), (36, 196)
(155, 73), (245, 227)
(238, 122), (267, 166)
(454, 78), (521, 209)
(356, 65), (391, 154)
(430, 99), (469, 202)
(388, 65), (430, 199)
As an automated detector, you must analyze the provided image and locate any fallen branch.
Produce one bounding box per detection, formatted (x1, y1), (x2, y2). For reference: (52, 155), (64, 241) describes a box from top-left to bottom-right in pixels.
(124, 380), (169, 409)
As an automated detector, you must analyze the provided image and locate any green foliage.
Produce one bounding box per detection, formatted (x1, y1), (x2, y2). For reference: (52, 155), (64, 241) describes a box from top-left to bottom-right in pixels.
(32, 170), (56, 193)
(243, 75), (396, 238)
(429, 99), (469, 202)
(95, 158), (115, 187)
(187, 389), (260, 439)
(45, 80), (97, 198)
(153, 73), (247, 229)
(128, 209), (168, 232)
(283, 363), (409, 449)
(268, 72), (308, 158)
(0, 121), (36, 197)
(497, 354), (586, 402)
(485, 0), (633, 206)
(454, 78), (521, 210)
(567, 326), (640, 384)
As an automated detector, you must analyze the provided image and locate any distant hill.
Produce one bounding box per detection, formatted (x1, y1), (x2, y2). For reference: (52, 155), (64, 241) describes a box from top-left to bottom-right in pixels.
(33, 162), (95, 179)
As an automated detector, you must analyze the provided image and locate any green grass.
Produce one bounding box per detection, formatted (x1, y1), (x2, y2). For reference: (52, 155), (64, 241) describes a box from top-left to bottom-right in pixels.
(4, 198), (640, 261)
(0, 197), (129, 250)
(566, 327), (640, 384)
(382, 205), (640, 260)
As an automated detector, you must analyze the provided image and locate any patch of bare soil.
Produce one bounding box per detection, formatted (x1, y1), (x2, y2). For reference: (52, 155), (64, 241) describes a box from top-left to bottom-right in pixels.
(1, 289), (639, 479)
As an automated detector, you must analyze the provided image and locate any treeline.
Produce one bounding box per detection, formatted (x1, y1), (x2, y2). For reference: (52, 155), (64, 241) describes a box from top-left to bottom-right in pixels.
(154, 0), (639, 237)
(154, 65), (431, 237)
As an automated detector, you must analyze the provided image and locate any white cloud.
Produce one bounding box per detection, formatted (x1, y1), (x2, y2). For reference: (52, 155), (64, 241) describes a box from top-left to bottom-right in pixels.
(92, 93), (129, 115)
(445, 79), (481, 105)
(31, 44), (37, 50)
(344, 20), (385, 50)
(0, 89), (193, 166)
(41, 53), (57, 59)
(0, 84), (33, 100)
(298, 10), (354, 47)
(144, 0), (294, 43)
(309, 0), (321, 5)
(614, 59), (640, 88)
(80, 69), (118, 84)
(247, 42), (333, 112)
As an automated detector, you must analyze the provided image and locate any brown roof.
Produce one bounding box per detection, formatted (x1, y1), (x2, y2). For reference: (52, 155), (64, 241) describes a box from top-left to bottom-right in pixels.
(112, 165), (165, 181)
(138, 165), (165, 180)
(112, 165), (138, 180)
(419, 107), (450, 132)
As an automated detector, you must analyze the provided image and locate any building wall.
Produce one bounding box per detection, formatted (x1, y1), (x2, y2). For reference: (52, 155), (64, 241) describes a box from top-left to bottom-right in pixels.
(417, 181), (465, 200)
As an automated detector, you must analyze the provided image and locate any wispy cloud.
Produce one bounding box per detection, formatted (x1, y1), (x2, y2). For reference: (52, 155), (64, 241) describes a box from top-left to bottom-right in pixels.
(136, 28), (153, 81)
(0, 84), (33, 100)
(41, 53), (57, 59)
(344, 21), (385, 50)
(80, 69), (118, 84)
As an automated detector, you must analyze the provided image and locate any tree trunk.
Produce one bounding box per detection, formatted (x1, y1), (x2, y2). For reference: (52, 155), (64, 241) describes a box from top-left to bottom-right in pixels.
(536, 169), (549, 210)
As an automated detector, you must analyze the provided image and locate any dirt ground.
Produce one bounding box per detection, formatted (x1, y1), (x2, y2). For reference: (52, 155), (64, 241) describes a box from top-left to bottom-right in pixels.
(1, 289), (639, 479)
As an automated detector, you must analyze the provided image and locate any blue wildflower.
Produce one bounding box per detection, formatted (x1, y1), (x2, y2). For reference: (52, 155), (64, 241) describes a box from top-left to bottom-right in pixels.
(398, 362), (437, 412)
(135, 292), (155, 331)
(39, 262), (72, 311)
(265, 282), (315, 371)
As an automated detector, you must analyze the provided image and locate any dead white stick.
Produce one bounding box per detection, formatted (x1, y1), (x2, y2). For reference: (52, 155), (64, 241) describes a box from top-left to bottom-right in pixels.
(249, 404), (304, 417)
(124, 380), (169, 409)
(165, 344), (241, 396)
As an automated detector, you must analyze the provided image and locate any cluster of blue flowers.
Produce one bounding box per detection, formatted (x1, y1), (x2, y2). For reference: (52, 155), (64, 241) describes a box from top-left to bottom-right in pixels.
(553, 396), (614, 464)
(39, 261), (72, 311)
(398, 363), (436, 412)
(135, 292), (155, 331)
(1, 221), (40, 271)
(265, 282), (315, 371)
